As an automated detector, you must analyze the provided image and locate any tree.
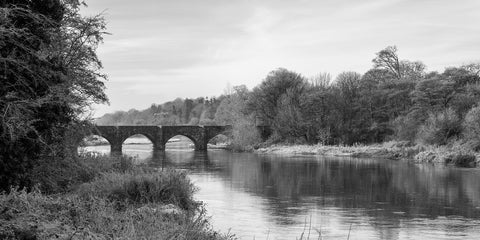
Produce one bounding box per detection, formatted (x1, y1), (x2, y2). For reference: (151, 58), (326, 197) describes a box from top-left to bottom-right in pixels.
(248, 68), (308, 140)
(417, 108), (462, 145)
(0, 0), (108, 191)
(215, 85), (249, 125)
(372, 46), (426, 80)
(373, 46), (402, 79)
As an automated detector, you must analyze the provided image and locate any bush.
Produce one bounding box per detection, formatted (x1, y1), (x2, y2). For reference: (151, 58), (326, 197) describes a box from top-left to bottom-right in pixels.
(231, 117), (262, 151)
(463, 105), (480, 150)
(77, 170), (198, 211)
(393, 114), (420, 142)
(417, 108), (462, 145)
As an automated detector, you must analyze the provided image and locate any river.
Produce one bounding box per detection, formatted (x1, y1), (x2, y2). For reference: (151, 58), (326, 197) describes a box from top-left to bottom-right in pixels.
(81, 138), (480, 240)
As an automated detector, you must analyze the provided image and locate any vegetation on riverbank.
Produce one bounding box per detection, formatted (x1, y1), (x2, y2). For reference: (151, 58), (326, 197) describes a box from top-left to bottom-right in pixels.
(0, 154), (233, 240)
(256, 141), (479, 167)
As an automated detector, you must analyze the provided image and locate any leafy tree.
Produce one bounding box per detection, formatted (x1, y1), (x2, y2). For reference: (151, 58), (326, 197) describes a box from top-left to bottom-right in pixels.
(0, 0), (107, 191)
(215, 85), (249, 125)
(248, 68), (308, 140)
(417, 108), (462, 145)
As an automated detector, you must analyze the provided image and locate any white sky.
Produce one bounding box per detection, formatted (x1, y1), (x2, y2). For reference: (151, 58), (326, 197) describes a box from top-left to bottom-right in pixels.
(81, 0), (480, 117)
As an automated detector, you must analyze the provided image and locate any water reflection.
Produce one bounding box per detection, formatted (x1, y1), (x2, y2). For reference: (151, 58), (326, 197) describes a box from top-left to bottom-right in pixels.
(84, 144), (480, 240)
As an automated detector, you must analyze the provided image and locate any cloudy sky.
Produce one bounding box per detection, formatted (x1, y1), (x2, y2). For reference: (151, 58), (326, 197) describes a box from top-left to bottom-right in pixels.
(82, 0), (480, 116)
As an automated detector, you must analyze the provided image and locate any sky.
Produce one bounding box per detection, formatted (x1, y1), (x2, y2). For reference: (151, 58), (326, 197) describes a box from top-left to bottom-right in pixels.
(81, 0), (480, 117)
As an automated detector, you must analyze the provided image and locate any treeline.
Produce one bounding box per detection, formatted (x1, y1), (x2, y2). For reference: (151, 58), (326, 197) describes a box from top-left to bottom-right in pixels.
(98, 46), (480, 149)
(247, 47), (480, 147)
(97, 96), (222, 126)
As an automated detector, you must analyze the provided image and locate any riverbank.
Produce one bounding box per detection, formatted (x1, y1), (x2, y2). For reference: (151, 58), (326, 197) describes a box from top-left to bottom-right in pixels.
(255, 141), (480, 167)
(0, 154), (233, 240)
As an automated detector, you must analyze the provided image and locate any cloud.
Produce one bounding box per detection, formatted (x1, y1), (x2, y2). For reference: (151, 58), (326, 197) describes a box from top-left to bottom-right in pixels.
(81, 0), (480, 116)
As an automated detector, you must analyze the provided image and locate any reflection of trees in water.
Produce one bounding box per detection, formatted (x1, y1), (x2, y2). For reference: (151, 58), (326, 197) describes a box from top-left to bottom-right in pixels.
(147, 150), (216, 171)
(144, 150), (480, 236)
(215, 155), (480, 221)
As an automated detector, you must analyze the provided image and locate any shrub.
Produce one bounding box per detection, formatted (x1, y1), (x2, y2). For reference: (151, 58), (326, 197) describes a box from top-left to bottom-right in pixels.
(463, 105), (480, 150)
(231, 117), (262, 151)
(417, 108), (462, 145)
(77, 170), (198, 211)
(392, 114), (420, 142)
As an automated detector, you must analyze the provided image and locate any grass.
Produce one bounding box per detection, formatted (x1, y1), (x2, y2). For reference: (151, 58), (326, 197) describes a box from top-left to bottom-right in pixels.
(30, 153), (137, 194)
(1, 153), (234, 240)
(0, 188), (231, 240)
(77, 169), (198, 211)
(255, 141), (422, 160)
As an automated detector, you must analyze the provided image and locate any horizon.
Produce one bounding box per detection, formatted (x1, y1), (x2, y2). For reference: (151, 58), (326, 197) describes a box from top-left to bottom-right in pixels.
(81, 0), (480, 117)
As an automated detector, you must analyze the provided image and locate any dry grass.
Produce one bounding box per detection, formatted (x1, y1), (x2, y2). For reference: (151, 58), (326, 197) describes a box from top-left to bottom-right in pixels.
(255, 141), (422, 160)
(0, 187), (233, 240)
(77, 169), (198, 211)
(1, 153), (234, 240)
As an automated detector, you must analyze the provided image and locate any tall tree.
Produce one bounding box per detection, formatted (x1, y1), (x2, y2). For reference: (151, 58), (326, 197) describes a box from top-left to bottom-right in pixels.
(248, 68), (308, 140)
(0, 0), (107, 190)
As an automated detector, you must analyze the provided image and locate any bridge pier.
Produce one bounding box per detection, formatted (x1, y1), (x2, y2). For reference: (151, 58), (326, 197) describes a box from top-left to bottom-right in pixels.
(153, 143), (164, 151)
(110, 141), (123, 156)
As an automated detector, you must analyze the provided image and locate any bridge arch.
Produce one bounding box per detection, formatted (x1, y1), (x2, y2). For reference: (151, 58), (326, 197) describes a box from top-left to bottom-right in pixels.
(162, 126), (205, 150)
(77, 134), (112, 155)
(120, 133), (155, 146)
(164, 134), (197, 150)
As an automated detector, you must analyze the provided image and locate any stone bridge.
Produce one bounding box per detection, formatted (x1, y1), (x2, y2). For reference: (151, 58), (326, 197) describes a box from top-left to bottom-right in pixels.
(79, 125), (271, 154)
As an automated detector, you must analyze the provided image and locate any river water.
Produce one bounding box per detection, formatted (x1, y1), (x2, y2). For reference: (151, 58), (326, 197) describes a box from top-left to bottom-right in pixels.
(81, 140), (480, 240)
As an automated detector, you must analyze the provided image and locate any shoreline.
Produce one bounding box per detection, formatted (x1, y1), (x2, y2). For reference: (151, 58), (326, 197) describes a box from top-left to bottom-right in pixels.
(255, 143), (412, 159)
(254, 142), (480, 167)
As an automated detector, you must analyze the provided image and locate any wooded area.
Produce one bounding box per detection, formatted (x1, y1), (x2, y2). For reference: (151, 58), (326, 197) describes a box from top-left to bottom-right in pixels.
(97, 46), (480, 150)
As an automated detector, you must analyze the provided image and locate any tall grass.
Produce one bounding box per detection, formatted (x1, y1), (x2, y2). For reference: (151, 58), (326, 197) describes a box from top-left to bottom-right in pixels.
(30, 153), (135, 194)
(77, 169), (198, 210)
(0, 188), (232, 240)
(0, 153), (234, 239)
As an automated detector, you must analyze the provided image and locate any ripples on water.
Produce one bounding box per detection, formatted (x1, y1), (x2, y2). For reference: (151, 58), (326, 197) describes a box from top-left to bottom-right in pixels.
(81, 141), (480, 240)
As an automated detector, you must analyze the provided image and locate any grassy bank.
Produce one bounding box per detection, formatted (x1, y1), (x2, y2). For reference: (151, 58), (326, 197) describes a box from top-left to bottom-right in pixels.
(255, 141), (479, 167)
(0, 154), (233, 240)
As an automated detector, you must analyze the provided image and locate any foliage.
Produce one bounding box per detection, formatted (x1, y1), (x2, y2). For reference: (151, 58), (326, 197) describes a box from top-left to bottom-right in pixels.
(0, 0), (107, 191)
(97, 96), (222, 126)
(95, 45), (480, 150)
(230, 116), (262, 151)
(0, 186), (232, 240)
(248, 68), (309, 140)
(417, 108), (462, 145)
(214, 85), (261, 150)
(463, 105), (480, 150)
(392, 114), (420, 142)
